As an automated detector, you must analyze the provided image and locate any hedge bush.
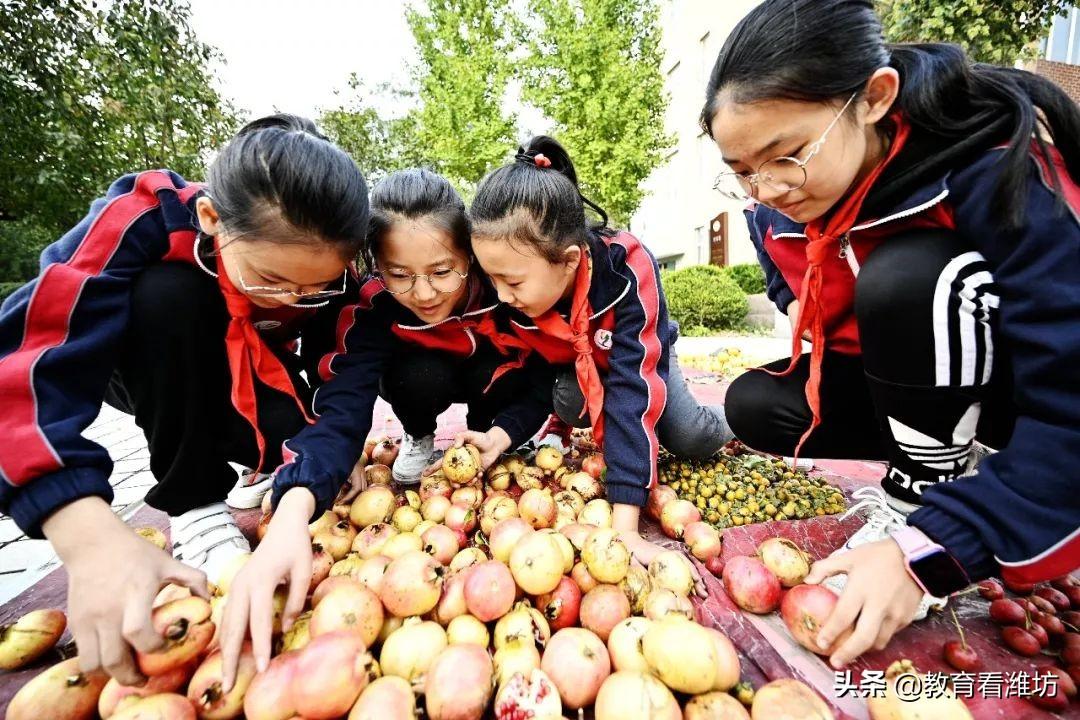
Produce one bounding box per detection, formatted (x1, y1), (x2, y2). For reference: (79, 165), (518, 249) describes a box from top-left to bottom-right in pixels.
(661, 264), (748, 332)
(724, 262), (767, 295)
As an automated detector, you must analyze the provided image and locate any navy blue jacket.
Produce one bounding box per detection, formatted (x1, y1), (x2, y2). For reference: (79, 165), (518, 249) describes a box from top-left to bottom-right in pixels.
(745, 145), (1080, 584)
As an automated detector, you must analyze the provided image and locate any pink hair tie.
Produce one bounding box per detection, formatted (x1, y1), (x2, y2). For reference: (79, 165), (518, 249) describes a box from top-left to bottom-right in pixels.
(534, 154), (552, 169)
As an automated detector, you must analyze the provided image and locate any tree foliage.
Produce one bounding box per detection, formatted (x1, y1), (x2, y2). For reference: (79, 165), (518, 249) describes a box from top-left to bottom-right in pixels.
(877, 0), (1071, 64)
(517, 0), (672, 226)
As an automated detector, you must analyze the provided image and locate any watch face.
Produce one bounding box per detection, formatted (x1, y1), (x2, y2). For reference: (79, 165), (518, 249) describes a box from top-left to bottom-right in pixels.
(911, 550), (968, 597)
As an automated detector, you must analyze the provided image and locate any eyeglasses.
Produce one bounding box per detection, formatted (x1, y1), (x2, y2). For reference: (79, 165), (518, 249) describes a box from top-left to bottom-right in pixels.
(713, 92), (859, 202)
(375, 264), (470, 296)
(236, 267), (348, 299)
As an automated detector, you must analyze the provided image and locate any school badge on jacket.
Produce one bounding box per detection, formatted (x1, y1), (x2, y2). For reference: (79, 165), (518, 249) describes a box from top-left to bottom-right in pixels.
(594, 329), (613, 350)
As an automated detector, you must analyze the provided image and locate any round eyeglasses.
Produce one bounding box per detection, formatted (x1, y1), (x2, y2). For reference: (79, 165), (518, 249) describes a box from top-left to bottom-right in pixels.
(376, 266), (469, 296)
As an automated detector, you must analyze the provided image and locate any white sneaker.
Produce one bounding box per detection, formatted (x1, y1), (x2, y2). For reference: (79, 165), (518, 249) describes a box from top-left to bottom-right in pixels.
(170, 503), (250, 584)
(823, 486), (945, 620)
(392, 433), (435, 485)
(225, 469), (274, 510)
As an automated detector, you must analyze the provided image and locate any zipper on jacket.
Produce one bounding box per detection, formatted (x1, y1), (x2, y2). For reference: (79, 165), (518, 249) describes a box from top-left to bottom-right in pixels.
(838, 234), (860, 277)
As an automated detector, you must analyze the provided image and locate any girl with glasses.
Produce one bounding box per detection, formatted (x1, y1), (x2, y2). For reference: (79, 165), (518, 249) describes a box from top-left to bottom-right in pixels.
(218, 168), (551, 685)
(463, 135), (733, 579)
(0, 113), (370, 687)
(702, 0), (1080, 669)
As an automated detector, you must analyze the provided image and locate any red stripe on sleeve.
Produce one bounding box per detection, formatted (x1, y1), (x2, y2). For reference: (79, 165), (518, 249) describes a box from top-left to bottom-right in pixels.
(999, 528), (1080, 585)
(0, 172), (173, 484)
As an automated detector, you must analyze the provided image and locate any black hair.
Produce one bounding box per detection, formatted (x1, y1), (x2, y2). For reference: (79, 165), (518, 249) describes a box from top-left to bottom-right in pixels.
(364, 168), (471, 271)
(470, 136), (611, 263)
(206, 113), (370, 258)
(700, 0), (1080, 229)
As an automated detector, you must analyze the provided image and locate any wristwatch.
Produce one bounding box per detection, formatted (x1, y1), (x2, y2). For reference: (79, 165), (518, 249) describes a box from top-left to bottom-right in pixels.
(891, 526), (971, 597)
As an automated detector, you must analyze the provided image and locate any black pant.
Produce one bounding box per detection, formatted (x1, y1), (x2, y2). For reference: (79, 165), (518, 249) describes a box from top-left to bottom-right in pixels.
(726, 229), (1016, 505)
(379, 345), (534, 439)
(104, 263), (310, 515)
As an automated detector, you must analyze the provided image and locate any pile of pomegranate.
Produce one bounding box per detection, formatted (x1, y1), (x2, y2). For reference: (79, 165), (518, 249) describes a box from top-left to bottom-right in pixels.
(4, 441), (845, 720)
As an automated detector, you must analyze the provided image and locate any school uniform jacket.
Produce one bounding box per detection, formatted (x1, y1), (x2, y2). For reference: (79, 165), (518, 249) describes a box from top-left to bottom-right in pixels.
(506, 231), (675, 509)
(0, 171), (350, 537)
(272, 275), (553, 515)
(745, 145), (1080, 585)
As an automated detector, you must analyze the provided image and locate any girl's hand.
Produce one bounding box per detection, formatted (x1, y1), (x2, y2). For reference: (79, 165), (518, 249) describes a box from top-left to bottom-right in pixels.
(611, 502), (706, 597)
(219, 487), (315, 690)
(787, 300), (812, 342)
(803, 538), (925, 667)
(42, 497), (210, 687)
(451, 427), (512, 471)
(339, 455), (369, 503)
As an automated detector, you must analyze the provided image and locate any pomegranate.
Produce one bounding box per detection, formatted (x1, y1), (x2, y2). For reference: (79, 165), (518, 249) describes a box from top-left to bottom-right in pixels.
(98, 664), (193, 719)
(380, 531), (424, 559)
(607, 617), (652, 673)
(421, 495), (452, 524)
(566, 472), (602, 502)
(137, 596), (215, 676)
(363, 462), (393, 487)
(752, 678), (836, 720)
(413, 519), (437, 537)
(494, 641), (542, 688)
(432, 569), (470, 626)
(6, 657), (108, 720)
(309, 510), (339, 537)
(244, 651), (299, 720)
(580, 452), (606, 479)
(648, 550), (696, 597)
(379, 550), (445, 617)
(309, 543), (334, 591)
(553, 489), (586, 518)
(537, 576), (583, 631)
(516, 466), (546, 492)
(560, 522), (594, 552)
(279, 610), (311, 652)
(594, 671), (681, 720)
(444, 503), (477, 534)
(391, 505), (422, 533)
(707, 629), (742, 693)
(451, 526), (469, 550)
(510, 532), (565, 595)
(494, 669), (562, 720)
(379, 615), (405, 645)
(578, 499), (613, 528)
(451, 485), (484, 511)
(539, 528), (575, 573)
(350, 487), (396, 528)
(329, 553), (364, 580)
(187, 644), (256, 719)
(465, 560), (517, 621)
(684, 691), (751, 720)
(209, 552), (251, 596)
(310, 581), (383, 646)
(353, 555), (392, 595)
(553, 511), (577, 532)
(660, 499), (700, 539)
(534, 445), (563, 472)
(581, 528), (631, 584)
(866, 662), (971, 720)
(643, 587), (694, 621)
(352, 523), (397, 559)
(684, 521), (723, 562)
(519, 488), (558, 529)
(618, 564), (652, 614)
(580, 584), (631, 642)
(723, 555), (782, 614)
(487, 462), (512, 491)
(372, 437), (401, 466)
(646, 485), (678, 522)
(540, 628), (611, 709)
(505, 454), (527, 480)
(314, 519), (357, 561)
(420, 474), (453, 502)
(757, 538), (811, 587)
(490, 517), (535, 563)
(0, 608), (66, 670)
(494, 602), (551, 650)
(446, 614), (490, 646)
(642, 615), (717, 693)
(442, 445), (482, 485)
(481, 495), (520, 535)
(421, 524), (459, 565)
(572, 561), (600, 594)
(450, 546), (488, 573)
(293, 631), (376, 719)
(348, 675), (416, 720)
(380, 618), (447, 684)
(111, 694), (195, 720)
(780, 584), (851, 656)
(706, 555), (725, 578)
(424, 644), (494, 720)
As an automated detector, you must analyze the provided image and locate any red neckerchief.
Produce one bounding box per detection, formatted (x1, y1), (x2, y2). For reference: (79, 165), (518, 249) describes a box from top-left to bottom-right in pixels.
(214, 246), (314, 472)
(532, 249), (606, 446)
(770, 114), (912, 458)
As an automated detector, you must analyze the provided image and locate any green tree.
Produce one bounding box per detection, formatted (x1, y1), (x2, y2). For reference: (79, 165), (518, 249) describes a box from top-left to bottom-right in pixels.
(877, 0), (1071, 64)
(406, 0), (518, 193)
(518, 0), (672, 226)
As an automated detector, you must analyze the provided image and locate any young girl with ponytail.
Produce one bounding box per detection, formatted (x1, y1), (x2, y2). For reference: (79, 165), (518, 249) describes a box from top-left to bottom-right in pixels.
(702, 0), (1080, 667)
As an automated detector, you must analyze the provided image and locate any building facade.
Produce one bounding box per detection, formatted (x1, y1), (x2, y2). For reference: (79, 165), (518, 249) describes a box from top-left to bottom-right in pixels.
(630, 0), (760, 271)
(1031, 6), (1080, 102)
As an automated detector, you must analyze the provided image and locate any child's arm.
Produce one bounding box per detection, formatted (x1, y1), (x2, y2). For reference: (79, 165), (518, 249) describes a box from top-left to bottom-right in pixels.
(744, 205), (797, 313)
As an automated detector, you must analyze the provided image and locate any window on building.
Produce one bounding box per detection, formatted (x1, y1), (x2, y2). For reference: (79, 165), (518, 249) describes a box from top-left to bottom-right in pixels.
(1046, 8), (1080, 64)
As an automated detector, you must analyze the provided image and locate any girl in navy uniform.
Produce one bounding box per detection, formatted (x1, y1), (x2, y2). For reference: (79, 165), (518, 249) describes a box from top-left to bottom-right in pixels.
(219, 168), (550, 684)
(463, 136), (732, 575)
(0, 114), (370, 686)
(702, 0), (1080, 667)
